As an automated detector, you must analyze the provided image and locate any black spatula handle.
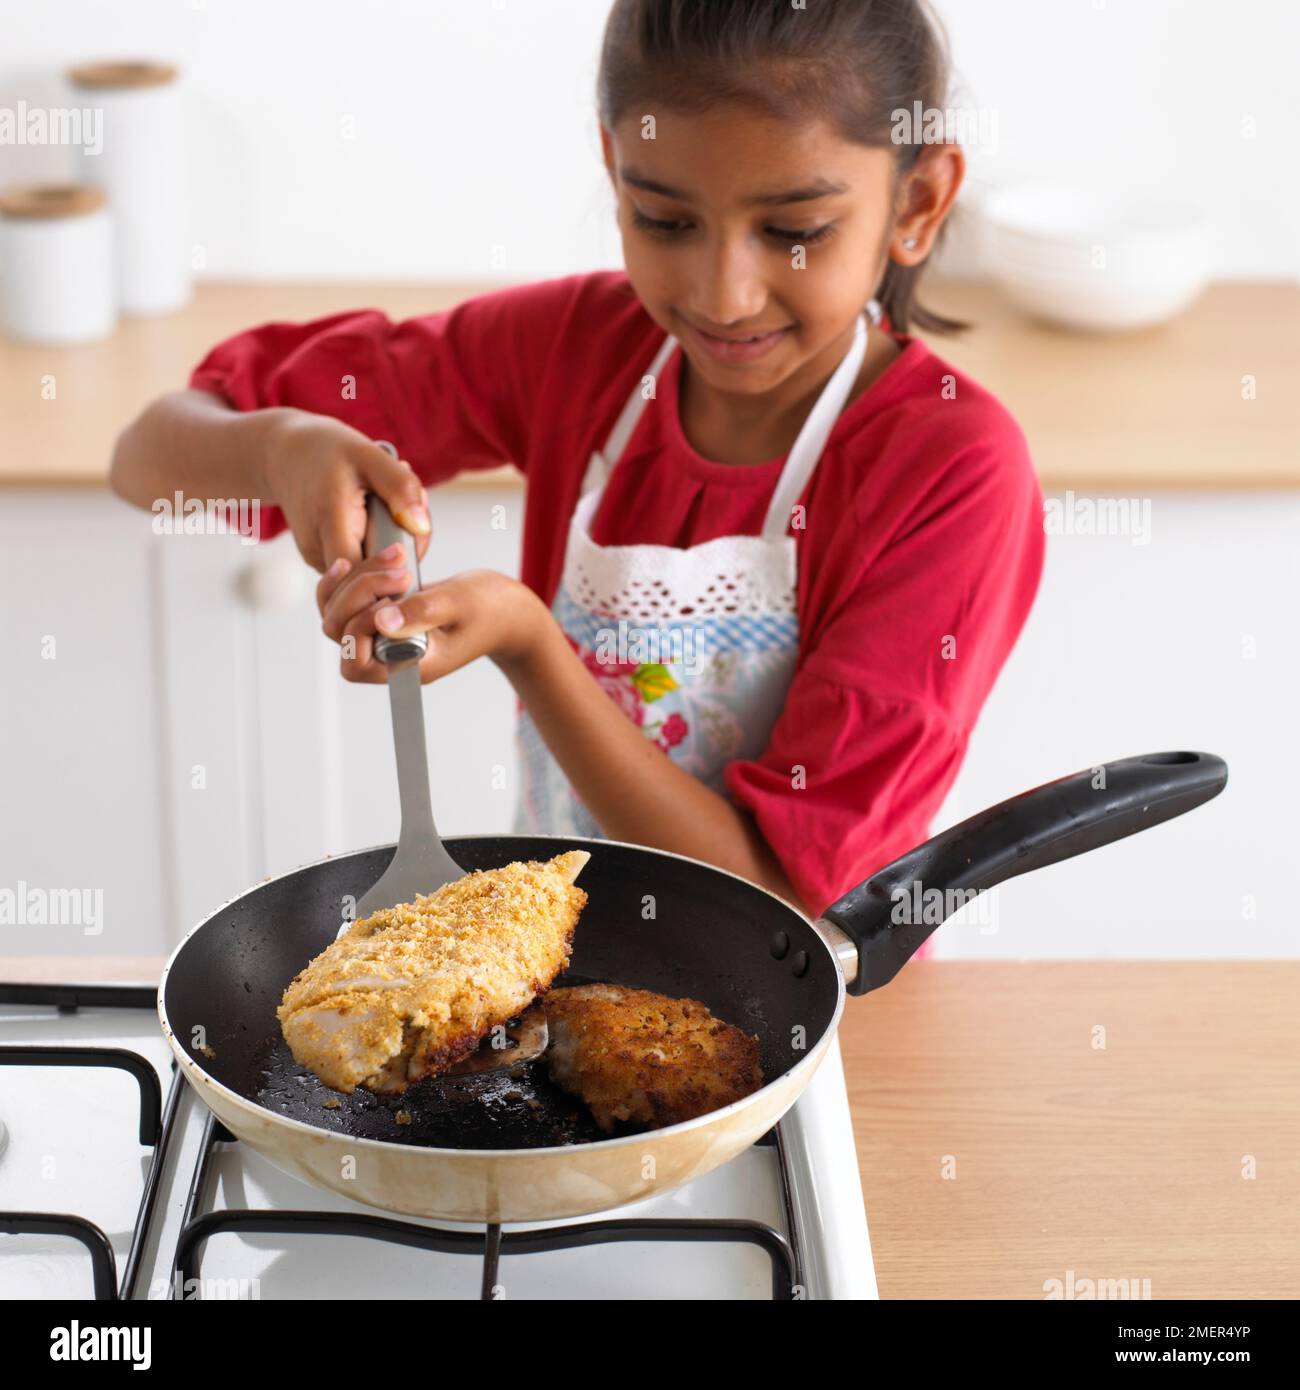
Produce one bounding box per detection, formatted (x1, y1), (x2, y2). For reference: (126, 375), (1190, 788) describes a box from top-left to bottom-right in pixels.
(822, 750), (1227, 996)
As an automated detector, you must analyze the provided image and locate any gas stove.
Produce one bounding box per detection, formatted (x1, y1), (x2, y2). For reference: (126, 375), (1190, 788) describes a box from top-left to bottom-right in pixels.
(0, 980), (876, 1300)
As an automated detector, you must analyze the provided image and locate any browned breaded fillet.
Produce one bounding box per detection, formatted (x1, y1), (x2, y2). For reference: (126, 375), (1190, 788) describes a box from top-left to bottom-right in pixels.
(276, 851), (590, 1094)
(542, 984), (763, 1132)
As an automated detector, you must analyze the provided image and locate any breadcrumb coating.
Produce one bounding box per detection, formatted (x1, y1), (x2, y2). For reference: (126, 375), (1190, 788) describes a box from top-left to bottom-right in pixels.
(276, 851), (590, 1094)
(543, 984), (764, 1132)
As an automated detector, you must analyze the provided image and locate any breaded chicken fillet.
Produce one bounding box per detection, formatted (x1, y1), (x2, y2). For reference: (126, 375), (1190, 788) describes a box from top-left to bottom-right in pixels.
(543, 984), (763, 1132)
(277, 851), (590, 1094)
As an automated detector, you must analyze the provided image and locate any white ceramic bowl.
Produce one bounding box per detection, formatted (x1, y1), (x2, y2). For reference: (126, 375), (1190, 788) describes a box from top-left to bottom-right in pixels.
(979, 185), (1215, 332)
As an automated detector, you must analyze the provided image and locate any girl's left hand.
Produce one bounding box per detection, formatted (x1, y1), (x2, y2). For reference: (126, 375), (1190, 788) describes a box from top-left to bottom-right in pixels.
(318, 560), (547, 685)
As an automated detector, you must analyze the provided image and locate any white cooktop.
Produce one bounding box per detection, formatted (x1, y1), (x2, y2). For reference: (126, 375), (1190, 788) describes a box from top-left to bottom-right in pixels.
(0, 995), (876, 1300)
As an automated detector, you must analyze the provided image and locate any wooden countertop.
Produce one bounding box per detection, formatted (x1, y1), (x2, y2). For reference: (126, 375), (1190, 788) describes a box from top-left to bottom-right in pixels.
(1, 279), (1295, 490)
(4, 954), (1296, 1299)
(925, 280), (1299, 491)
(841, 960), (1300, 1300)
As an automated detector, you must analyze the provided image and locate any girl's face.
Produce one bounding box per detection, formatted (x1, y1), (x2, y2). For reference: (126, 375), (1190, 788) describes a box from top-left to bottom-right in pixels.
(601, 103), (954, 397)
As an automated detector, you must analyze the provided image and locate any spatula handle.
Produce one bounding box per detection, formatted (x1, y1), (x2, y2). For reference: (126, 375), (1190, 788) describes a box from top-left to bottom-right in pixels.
(364, 441), (428, 665)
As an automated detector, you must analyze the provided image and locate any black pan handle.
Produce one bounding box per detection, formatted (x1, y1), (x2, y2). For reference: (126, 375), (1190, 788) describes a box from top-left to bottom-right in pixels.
(821, 750), (1227, 997)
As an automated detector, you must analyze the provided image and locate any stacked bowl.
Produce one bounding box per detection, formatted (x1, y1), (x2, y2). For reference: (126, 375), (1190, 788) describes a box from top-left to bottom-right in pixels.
(978, 185), (1215, 332)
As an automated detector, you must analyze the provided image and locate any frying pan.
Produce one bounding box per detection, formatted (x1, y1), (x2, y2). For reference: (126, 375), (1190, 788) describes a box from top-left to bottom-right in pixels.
(158, 749), (1226, 1223)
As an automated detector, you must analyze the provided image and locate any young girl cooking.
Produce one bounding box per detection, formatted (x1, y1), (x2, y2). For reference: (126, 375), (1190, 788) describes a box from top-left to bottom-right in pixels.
(110, 0), (1045, 949)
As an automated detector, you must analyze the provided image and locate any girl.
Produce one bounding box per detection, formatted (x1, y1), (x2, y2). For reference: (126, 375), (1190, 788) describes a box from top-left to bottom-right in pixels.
(110, 0), (1045, 952)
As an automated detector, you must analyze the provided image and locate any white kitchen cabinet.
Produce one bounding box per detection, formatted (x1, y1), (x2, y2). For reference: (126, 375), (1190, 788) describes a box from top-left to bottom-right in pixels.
(250, 486), (527, 874)
(930, 491), (1299, 959)
(0, 485), (1294, 960)
(0, 492), (171, 959)
(0, 484), (524, 958)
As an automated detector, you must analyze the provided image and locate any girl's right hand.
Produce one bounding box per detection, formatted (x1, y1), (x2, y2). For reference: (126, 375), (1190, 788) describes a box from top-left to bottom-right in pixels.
(259, 409), (431, 573)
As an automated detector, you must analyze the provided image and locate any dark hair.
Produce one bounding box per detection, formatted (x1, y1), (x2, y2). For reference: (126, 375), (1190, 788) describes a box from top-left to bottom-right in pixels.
(597, 0), (968, 336)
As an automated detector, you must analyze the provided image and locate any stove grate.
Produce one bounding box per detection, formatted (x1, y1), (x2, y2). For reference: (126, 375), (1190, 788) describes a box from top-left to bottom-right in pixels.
(174, 1109), (800, 1300)
(0, 981), (186, 1300)
(1, 981), (806, 1301)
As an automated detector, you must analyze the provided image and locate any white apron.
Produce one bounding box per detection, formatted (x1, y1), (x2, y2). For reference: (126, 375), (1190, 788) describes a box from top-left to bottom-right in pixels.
(514, 307), (872, 836)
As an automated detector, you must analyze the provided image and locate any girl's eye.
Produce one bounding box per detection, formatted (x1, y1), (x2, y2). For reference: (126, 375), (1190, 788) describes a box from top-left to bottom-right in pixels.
(772, 224), (837, 246)
(631, 209), (691, 239)
(631, 207), (837, 247)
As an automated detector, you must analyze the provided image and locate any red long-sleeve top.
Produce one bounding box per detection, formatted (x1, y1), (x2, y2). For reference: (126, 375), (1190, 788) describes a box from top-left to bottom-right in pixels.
(188, 270), (1045, 918)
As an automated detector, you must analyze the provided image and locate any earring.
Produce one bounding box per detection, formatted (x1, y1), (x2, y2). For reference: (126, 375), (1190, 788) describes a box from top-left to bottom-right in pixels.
(902, 237), (918, 251)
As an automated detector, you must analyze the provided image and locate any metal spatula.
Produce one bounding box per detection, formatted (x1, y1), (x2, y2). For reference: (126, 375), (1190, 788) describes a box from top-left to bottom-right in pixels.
(345, 446), (465, 928)
(339, 443), (547, 1074)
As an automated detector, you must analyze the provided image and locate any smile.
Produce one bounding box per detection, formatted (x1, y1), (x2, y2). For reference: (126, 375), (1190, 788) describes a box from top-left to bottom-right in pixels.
(687, 321), (792, 363)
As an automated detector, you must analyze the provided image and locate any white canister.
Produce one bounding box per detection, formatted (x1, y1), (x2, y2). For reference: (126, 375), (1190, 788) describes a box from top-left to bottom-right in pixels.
(0, 184), (116, 345)
(68, 60), (190, 316)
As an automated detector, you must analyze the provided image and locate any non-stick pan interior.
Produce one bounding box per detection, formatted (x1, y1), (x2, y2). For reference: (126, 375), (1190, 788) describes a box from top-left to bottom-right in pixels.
(162, 837), (842, 1149)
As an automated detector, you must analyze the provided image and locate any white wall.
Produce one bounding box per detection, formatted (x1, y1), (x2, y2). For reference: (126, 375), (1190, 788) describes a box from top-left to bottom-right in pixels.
(936, 0), (1300, 278)
(0, 0), (1294, 281)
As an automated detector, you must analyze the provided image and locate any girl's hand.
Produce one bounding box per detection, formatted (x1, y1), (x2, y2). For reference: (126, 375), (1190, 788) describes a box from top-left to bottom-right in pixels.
(260, 409), (432, 573)
(317, 563), (549, 685)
